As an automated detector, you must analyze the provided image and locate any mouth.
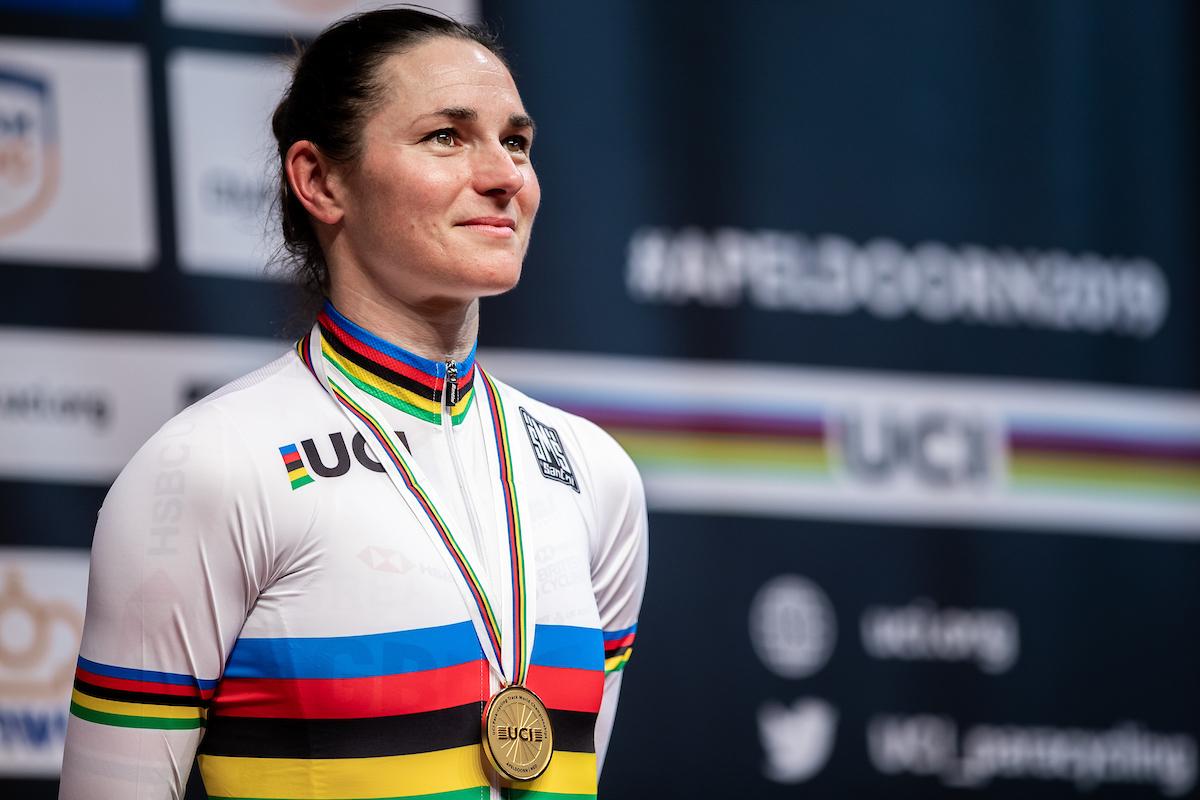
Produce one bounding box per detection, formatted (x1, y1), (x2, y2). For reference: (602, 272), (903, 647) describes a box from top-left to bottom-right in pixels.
(456, 217), (517, 239)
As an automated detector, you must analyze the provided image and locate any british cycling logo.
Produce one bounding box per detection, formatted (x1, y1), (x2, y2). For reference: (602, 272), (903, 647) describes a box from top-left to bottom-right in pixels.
(0, 65), (59, 237)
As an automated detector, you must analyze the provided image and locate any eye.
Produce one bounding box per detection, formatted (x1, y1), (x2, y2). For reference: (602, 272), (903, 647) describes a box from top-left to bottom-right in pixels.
(503, 135), (530, 154)
(423, 128), (460, 147)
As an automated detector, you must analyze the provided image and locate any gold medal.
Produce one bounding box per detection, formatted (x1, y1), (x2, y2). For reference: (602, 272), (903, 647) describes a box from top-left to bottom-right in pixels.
(482, 685), (554, 781)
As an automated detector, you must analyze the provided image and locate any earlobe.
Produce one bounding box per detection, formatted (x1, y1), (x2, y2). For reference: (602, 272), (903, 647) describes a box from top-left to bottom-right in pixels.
(284, 140), (344, 225)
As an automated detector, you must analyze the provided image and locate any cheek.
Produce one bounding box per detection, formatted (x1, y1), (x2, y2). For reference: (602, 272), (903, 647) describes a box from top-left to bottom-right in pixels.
(357, 159), (458, 226)
(520, 169), (542, 216)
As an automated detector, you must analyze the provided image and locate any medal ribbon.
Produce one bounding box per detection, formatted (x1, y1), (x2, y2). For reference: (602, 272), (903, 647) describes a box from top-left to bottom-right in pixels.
(296, 323), (531, 685)
(478, 368), (528, 686)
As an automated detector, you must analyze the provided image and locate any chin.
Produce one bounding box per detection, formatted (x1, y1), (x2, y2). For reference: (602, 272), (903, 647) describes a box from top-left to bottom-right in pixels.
(464, 257), (523, 298)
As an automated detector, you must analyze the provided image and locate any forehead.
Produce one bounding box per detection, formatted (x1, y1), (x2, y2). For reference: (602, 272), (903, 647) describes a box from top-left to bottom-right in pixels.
(375, 37), (522, 116)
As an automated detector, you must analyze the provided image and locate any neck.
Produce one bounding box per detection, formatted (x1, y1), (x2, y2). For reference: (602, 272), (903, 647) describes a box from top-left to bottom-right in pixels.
(327, 284), (479, 362)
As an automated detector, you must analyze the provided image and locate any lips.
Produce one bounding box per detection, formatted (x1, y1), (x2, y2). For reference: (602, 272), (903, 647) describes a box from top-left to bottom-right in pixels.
(456, 216), (517, 240)
(457, 216), (516, 230)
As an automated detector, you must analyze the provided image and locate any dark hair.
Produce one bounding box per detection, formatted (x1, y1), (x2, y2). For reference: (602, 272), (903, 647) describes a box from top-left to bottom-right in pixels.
(270, 8), (505, 302)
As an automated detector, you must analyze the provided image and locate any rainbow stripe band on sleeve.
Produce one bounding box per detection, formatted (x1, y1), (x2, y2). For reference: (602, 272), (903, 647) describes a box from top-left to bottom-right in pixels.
(70, 656), (216, 730)
(602, 624), (637, 675)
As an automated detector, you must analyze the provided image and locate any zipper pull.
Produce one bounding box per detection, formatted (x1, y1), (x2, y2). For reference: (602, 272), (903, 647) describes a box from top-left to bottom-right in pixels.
(444, 359), (459, 406)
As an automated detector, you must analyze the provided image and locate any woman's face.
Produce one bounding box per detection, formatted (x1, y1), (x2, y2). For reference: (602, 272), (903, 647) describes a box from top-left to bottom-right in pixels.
(331, 36), (540, 308)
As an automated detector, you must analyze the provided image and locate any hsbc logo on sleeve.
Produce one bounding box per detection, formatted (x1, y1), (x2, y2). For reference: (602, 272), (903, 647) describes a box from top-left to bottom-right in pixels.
(520, 407), (579, 492)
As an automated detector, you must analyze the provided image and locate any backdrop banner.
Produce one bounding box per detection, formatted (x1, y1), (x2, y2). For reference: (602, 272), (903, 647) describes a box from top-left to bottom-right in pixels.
(1, 1), (1196, 798)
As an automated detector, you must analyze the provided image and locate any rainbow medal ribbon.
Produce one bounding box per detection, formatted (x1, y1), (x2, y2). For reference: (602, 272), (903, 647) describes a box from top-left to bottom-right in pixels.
(298, 323), (552, 781)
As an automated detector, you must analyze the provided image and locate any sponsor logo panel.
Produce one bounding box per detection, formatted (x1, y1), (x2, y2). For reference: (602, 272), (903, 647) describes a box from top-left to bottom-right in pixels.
(0, 328), (284, 483)
(481, 349), (1200, 537)
(167, 50), (289, 279)
(0, 39), (155, 267)
(0, 547), (89, 777)
(164, 0), (477, 35)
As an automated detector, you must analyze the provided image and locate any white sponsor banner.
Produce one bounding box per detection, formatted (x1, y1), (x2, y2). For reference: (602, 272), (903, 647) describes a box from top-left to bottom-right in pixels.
(0, 39), (156, 268)
(482, 349), (1200, 538)
(0, 328), (285, 484)
(168, 50), (289, 279)
(0, 547), (90, 777)
(165, 0), (477, 35)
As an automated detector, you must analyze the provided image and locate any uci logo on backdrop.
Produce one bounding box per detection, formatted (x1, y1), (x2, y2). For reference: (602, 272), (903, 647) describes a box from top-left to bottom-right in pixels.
(830, 403), (1001, 492)
(0, 65), (58, 237)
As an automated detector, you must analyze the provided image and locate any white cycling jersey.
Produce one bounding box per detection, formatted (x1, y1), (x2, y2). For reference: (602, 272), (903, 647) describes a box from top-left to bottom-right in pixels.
(60, 302), (648, 800)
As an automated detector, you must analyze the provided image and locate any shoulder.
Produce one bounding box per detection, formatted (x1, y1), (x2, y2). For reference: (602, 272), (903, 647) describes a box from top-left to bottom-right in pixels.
(486, 371), (643, 505)
(106, 350), (331, 510)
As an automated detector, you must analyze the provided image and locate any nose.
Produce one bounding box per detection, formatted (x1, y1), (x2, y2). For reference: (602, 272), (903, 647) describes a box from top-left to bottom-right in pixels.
(472, 141), (525, 199)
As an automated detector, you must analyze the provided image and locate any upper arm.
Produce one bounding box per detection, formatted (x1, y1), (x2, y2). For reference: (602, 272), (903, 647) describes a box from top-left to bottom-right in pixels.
(60, 406), (274, 799)
(565, 415), (649, 773)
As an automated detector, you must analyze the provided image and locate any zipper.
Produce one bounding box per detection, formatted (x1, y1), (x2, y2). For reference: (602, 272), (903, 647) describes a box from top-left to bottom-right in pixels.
(444, 360), (502, 800)
(445, 360), (460, 406)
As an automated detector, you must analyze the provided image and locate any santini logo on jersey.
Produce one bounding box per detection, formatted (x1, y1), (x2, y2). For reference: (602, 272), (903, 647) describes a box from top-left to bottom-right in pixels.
(277, 430), (410, 490)
(520, 408), (579, 492)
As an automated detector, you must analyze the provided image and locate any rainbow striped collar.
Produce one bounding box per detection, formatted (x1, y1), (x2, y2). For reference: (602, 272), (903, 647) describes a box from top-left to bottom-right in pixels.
(314, 301), (476, 426)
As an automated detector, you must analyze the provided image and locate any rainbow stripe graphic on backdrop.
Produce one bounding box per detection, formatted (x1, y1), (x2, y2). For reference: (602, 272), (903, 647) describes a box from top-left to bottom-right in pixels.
(70, 656), (215, 730)
(552, 397), (830, 478)
(1007, 417), (1200, 498)
(192, 621), (603, 800)
(533, 390), (1198, 505)
(278, 443), (313, 490)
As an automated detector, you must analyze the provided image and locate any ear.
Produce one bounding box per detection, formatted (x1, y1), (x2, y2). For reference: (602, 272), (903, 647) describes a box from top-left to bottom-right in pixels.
(284, 140), (345, 225)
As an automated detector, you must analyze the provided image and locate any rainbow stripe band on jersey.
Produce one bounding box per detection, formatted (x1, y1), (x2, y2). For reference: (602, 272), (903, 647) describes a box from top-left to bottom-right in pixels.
(316, 301), (476, 425)
(70, 657), (216, 730)
(196, 622), (604, 800)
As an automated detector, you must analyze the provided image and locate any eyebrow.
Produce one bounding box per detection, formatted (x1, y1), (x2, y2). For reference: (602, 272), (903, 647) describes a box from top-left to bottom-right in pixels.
(418, 106), (537, 134)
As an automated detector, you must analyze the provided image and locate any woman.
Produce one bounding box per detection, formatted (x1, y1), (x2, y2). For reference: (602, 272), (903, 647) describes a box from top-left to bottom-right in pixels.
(60, 10), (648, 800)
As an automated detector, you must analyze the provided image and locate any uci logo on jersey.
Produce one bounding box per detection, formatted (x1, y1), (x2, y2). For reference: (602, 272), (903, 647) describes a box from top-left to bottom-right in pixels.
(520, 408), (579, 492)
(277, 430), (410, 490)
